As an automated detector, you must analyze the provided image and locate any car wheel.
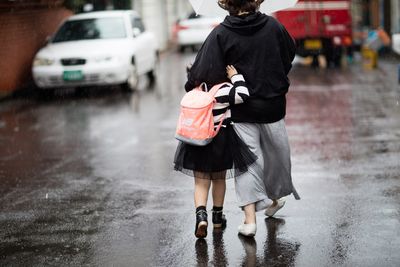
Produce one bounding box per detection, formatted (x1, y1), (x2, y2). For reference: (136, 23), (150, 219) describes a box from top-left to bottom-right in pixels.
(311, 55), (319, 68)
(332, 46), (343, 68)
(178, 45), (186, 53)
(148, 50), (161, 88)
(147, 55), (159, 88)
(121, 64), (139, 92)
(147, 70), (156, 88)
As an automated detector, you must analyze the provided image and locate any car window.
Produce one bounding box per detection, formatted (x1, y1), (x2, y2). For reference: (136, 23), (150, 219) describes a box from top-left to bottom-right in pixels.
(130, 16), (145, 33)
(52, 17), (126, 43)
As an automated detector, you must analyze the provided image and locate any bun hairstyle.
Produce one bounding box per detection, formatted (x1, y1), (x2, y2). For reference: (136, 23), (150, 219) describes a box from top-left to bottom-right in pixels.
(218, 0), (264, 16)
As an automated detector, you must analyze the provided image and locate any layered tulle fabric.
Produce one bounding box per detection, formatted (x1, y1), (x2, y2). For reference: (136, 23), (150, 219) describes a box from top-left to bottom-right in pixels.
(174, 124), (257, 180)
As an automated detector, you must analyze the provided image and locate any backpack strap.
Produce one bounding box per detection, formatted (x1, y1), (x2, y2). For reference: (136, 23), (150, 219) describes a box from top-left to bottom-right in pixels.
(193, 82), (208, 92)
(212, 114), (226, 138)
(209, 82), (231, 137)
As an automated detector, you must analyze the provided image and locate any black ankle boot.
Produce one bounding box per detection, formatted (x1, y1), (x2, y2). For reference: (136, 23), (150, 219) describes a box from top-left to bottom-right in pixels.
(195, 209), (208, 238)
(212, 209), (227, 229)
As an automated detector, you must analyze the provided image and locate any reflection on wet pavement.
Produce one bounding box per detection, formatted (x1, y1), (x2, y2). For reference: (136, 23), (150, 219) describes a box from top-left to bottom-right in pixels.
(263, 218), (299, 266)
(0, 52), (399, 266)
(195, 239), (208, 267)
(192, 218), (301, 267)
(211, 229), (228, 266)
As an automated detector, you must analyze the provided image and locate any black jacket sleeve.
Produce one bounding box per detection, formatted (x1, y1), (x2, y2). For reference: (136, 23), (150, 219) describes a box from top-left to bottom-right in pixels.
(184, 28), (228, 92)
(277, 22), (296, 75)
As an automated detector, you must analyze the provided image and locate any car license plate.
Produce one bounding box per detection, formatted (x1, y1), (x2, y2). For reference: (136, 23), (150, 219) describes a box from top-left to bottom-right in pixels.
(63, 70), (83, 81)
(304, 39), (322, 50)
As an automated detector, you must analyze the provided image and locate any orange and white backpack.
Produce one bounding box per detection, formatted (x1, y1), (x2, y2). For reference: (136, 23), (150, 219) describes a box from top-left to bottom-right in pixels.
(175, 83), (228, 146)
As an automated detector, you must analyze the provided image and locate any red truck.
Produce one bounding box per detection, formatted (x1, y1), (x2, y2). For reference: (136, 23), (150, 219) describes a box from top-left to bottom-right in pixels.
(275, 0), (352, 67)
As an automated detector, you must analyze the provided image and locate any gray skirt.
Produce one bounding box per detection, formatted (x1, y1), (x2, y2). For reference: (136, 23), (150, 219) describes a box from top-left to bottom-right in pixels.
(233, 120), (300, 211)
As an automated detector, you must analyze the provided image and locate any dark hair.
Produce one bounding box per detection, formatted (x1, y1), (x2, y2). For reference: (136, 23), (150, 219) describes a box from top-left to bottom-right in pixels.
(218, 0), (264, 16)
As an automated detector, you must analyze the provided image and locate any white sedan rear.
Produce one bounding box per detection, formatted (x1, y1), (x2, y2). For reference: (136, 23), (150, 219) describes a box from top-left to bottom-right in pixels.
(33, 10), (158, 91)
(173, 12), (223, 52)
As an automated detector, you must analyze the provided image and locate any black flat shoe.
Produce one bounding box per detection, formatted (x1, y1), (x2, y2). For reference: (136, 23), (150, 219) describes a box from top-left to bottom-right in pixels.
(212, 210), (227, 229)
(195, 210), (208, 238)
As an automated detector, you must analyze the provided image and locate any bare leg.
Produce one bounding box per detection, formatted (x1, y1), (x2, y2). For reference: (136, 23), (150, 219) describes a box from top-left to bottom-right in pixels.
(211, 173), (226, 207)
(243, 203), (256, 224)
(194, 176), (211, 208)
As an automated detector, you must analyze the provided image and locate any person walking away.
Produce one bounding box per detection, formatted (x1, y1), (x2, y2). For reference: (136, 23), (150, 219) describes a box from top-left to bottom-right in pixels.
(174, 65), (256, 238)
(184, 0), (300, 237)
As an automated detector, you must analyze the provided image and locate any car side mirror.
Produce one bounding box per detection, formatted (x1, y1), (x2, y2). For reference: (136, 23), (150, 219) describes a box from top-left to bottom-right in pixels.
(45, 35), (53, 44)
(132, 27), (141, 38)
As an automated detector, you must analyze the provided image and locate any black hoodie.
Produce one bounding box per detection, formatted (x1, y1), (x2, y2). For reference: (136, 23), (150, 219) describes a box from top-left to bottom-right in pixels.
(185, 12), (296, 123)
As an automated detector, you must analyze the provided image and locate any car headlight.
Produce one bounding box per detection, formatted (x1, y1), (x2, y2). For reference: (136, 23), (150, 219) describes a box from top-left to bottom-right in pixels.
(33, 57), (55, 66)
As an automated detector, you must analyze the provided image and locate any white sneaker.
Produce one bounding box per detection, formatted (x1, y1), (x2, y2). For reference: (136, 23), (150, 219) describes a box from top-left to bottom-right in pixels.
(238, 223), (257, 237)
(264, 198), (286, 217)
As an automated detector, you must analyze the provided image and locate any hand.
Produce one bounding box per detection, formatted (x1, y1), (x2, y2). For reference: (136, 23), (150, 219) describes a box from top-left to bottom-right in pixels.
(226, 65), (238, 79)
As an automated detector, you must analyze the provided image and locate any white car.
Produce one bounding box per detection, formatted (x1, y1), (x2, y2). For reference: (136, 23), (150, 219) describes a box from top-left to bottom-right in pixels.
(32, 10), (158, 91)
(392, 33), (400, 55)
(174, 12), (223, 52)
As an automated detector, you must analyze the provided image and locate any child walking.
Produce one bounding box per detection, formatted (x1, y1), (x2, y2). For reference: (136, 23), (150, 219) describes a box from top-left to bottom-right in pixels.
(174, 65), (256, 238)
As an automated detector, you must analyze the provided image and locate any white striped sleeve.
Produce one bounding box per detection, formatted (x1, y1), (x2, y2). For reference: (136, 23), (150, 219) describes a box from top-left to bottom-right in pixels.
(229, 74), (250, 104)
(231, 74), (245, 84)
(214, 85), (232, 99)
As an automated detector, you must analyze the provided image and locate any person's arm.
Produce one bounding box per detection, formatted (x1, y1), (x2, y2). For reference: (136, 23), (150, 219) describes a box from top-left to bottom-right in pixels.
(212, 73), (249, 124)
(226, 65), (249, 106)
(228, 74), (249, 105)
(277, 22), (296, 75)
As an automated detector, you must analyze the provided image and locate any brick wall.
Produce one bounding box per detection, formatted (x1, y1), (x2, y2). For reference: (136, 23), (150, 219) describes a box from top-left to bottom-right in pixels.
(0, 8), (72, 95)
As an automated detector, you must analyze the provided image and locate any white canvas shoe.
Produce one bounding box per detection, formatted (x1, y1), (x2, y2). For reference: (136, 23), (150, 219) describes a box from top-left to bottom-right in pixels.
(238, 223), (257, 237)
(264, 198), (286, 217)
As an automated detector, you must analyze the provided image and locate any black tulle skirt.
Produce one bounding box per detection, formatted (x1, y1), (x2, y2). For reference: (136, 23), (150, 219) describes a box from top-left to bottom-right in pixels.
(173, 124), (257, 180)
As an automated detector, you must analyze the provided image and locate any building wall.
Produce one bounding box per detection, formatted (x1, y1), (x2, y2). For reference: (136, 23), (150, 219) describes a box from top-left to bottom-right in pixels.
(369, 0), (380, 28)
(0, 8), (72, 95)
(391, 0), (400, 33)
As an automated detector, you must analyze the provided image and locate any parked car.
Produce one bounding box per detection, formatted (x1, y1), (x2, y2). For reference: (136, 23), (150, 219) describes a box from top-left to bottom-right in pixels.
(173, 12), (222, 52)
(32, 10), (158, 92)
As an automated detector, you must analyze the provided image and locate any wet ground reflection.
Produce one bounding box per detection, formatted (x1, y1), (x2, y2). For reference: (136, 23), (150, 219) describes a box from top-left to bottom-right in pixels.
(1, 51), (399, 266)
(262, 218), (300, 266)
(194, 218), (300, 267)
(195, 239), (208, 267)
(195, 229), (229, 267)
(212, 229), (228, 266)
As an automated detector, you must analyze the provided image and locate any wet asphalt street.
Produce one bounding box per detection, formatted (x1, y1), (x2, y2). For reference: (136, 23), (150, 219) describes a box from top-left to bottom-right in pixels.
(0, 51), (400, 267)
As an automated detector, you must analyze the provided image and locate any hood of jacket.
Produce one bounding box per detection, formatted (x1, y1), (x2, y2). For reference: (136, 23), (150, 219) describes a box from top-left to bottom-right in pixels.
(221, 12), (270, 36)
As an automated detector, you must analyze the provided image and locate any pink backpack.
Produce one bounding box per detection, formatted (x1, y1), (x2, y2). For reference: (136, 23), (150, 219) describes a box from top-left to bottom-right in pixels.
(175, 83), (229, 146)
